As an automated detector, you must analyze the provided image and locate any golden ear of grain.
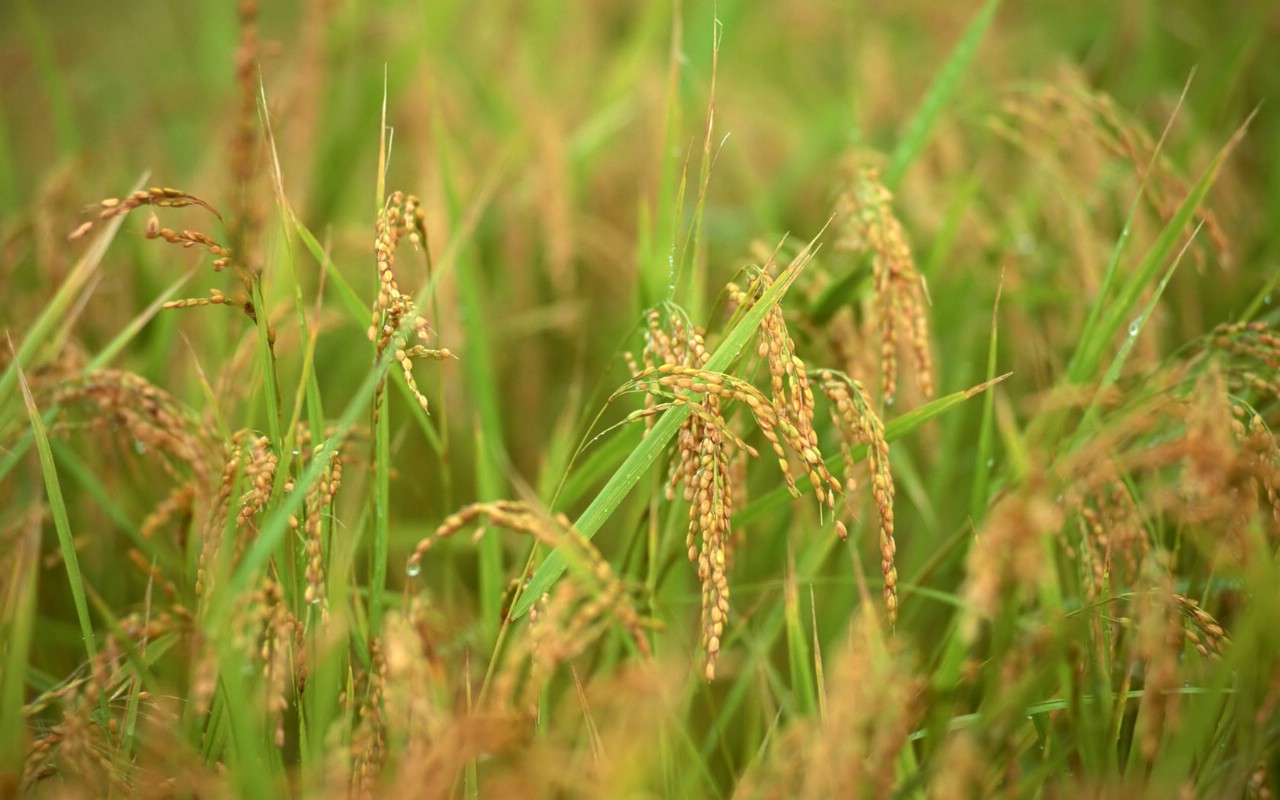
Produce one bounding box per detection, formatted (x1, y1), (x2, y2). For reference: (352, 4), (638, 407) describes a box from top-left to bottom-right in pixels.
(835, 168), (934, 407)
(408, 500), (651, 698)
(370, 192), (451, 418)
(818, 370), (898, 624)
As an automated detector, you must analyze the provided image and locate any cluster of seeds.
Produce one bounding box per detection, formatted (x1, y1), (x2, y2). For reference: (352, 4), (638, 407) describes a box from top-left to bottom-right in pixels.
(196, 430), (276, 598)
(1174, 594), (1228, 659)
(835, 167), (934, 406)
(235, 433), (278, 527)
(53, 369), (217, 489)
(623, 310), (738, 679)
(67, 187), (222, 242)
(407, 500), (651, 703)
(1133, 563), (1184, 763)
(22, 608), (191, 792)
(620, 291), (842, 678)
(250, 578), (302, 748)
(67, 187), (272, 340)
(349, 638), (388, 800)
(291, 446), (343, 621)
(1069, 475), (1148, 602)
(1208, 321), (1280, 404)
(816, 370), (898, 622)
(369, 191), (453, 416)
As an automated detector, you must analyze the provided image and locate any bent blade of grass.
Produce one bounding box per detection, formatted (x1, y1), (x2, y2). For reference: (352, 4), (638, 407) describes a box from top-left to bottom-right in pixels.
(9, 339), (98, 674)
(262, 76), (329, 493)
(1074, 114), (1251, 386)
(883, 0), (1001, 189)
(1081, 221), (1204, 433)
(511, 233), (824, 619)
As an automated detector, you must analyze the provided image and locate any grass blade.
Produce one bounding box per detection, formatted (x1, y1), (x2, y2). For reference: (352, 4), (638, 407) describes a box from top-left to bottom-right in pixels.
(9, 337), (97, 671)
(883, 0), (1001, 188)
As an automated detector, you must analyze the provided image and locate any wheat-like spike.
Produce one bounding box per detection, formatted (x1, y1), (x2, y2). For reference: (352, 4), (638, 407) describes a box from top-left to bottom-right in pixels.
(836, 168), (934, 406)
(406, 501), (651, 661)
(819, 369), (898, 623)
(370, 192), (452, 418)
(68, 187), (224, 245)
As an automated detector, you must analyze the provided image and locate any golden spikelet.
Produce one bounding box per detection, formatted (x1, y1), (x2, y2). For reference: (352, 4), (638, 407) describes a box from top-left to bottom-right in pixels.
(408, 501), (650, 656)
(369, 191), (453, 417)
(817, 370), (898, 623)
(68, 187), (223, 241)
(836, 167), (934, 406)
(728, 271), (841, 505)
(1133, 560), (1183, 763)
(52, 369), (218, 488)
(299, 445), (342, 620)
(67, 186), (272, 339)
(617, 284), (851, 677)
(960, 485), (1061, 643)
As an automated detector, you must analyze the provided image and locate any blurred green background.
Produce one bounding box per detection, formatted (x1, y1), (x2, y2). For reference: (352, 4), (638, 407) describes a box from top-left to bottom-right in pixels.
(3, 0), (1279, 623)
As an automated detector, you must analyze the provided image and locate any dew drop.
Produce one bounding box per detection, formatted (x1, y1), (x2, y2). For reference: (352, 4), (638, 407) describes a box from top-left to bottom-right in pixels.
(1266, 295), (1273, 306)
(292, 449), (301, 456)
(406, 561), (422, 577)
(309, 596), (322, 605)
(1128, 318), (1142, 337)
(134, 440), (147, 454)
(885, 396), (895, 407)
(986, 459), (994, 468)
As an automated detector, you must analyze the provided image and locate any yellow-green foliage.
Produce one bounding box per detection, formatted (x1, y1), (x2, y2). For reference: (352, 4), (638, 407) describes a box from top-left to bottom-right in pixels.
(2, 2), (1279, 798)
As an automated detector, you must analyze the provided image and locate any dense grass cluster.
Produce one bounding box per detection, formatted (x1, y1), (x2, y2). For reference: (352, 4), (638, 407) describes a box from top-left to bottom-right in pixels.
(3, 1), (1280, 797)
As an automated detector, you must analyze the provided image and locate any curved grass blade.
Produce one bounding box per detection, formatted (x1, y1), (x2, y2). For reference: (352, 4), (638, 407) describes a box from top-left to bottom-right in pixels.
(883, 0), (1001, 189)
(1067, 103), (1253, 387)
(9, 338), (98, 673)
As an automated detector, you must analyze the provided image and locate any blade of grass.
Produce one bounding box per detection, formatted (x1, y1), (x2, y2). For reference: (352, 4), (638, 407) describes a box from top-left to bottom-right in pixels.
(784, 546), (817, 716)
(9, 337), (99, 672)
(433, 107), (508, 638)
(370, 86), (392, 633)
(968, 273), (1003, 522)
(1069, 111), (1253, 390)
(882, 0), (1000, 189)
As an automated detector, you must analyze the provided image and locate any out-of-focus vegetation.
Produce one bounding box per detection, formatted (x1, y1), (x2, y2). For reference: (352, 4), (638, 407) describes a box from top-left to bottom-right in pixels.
(3, 1), (1279, 797)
